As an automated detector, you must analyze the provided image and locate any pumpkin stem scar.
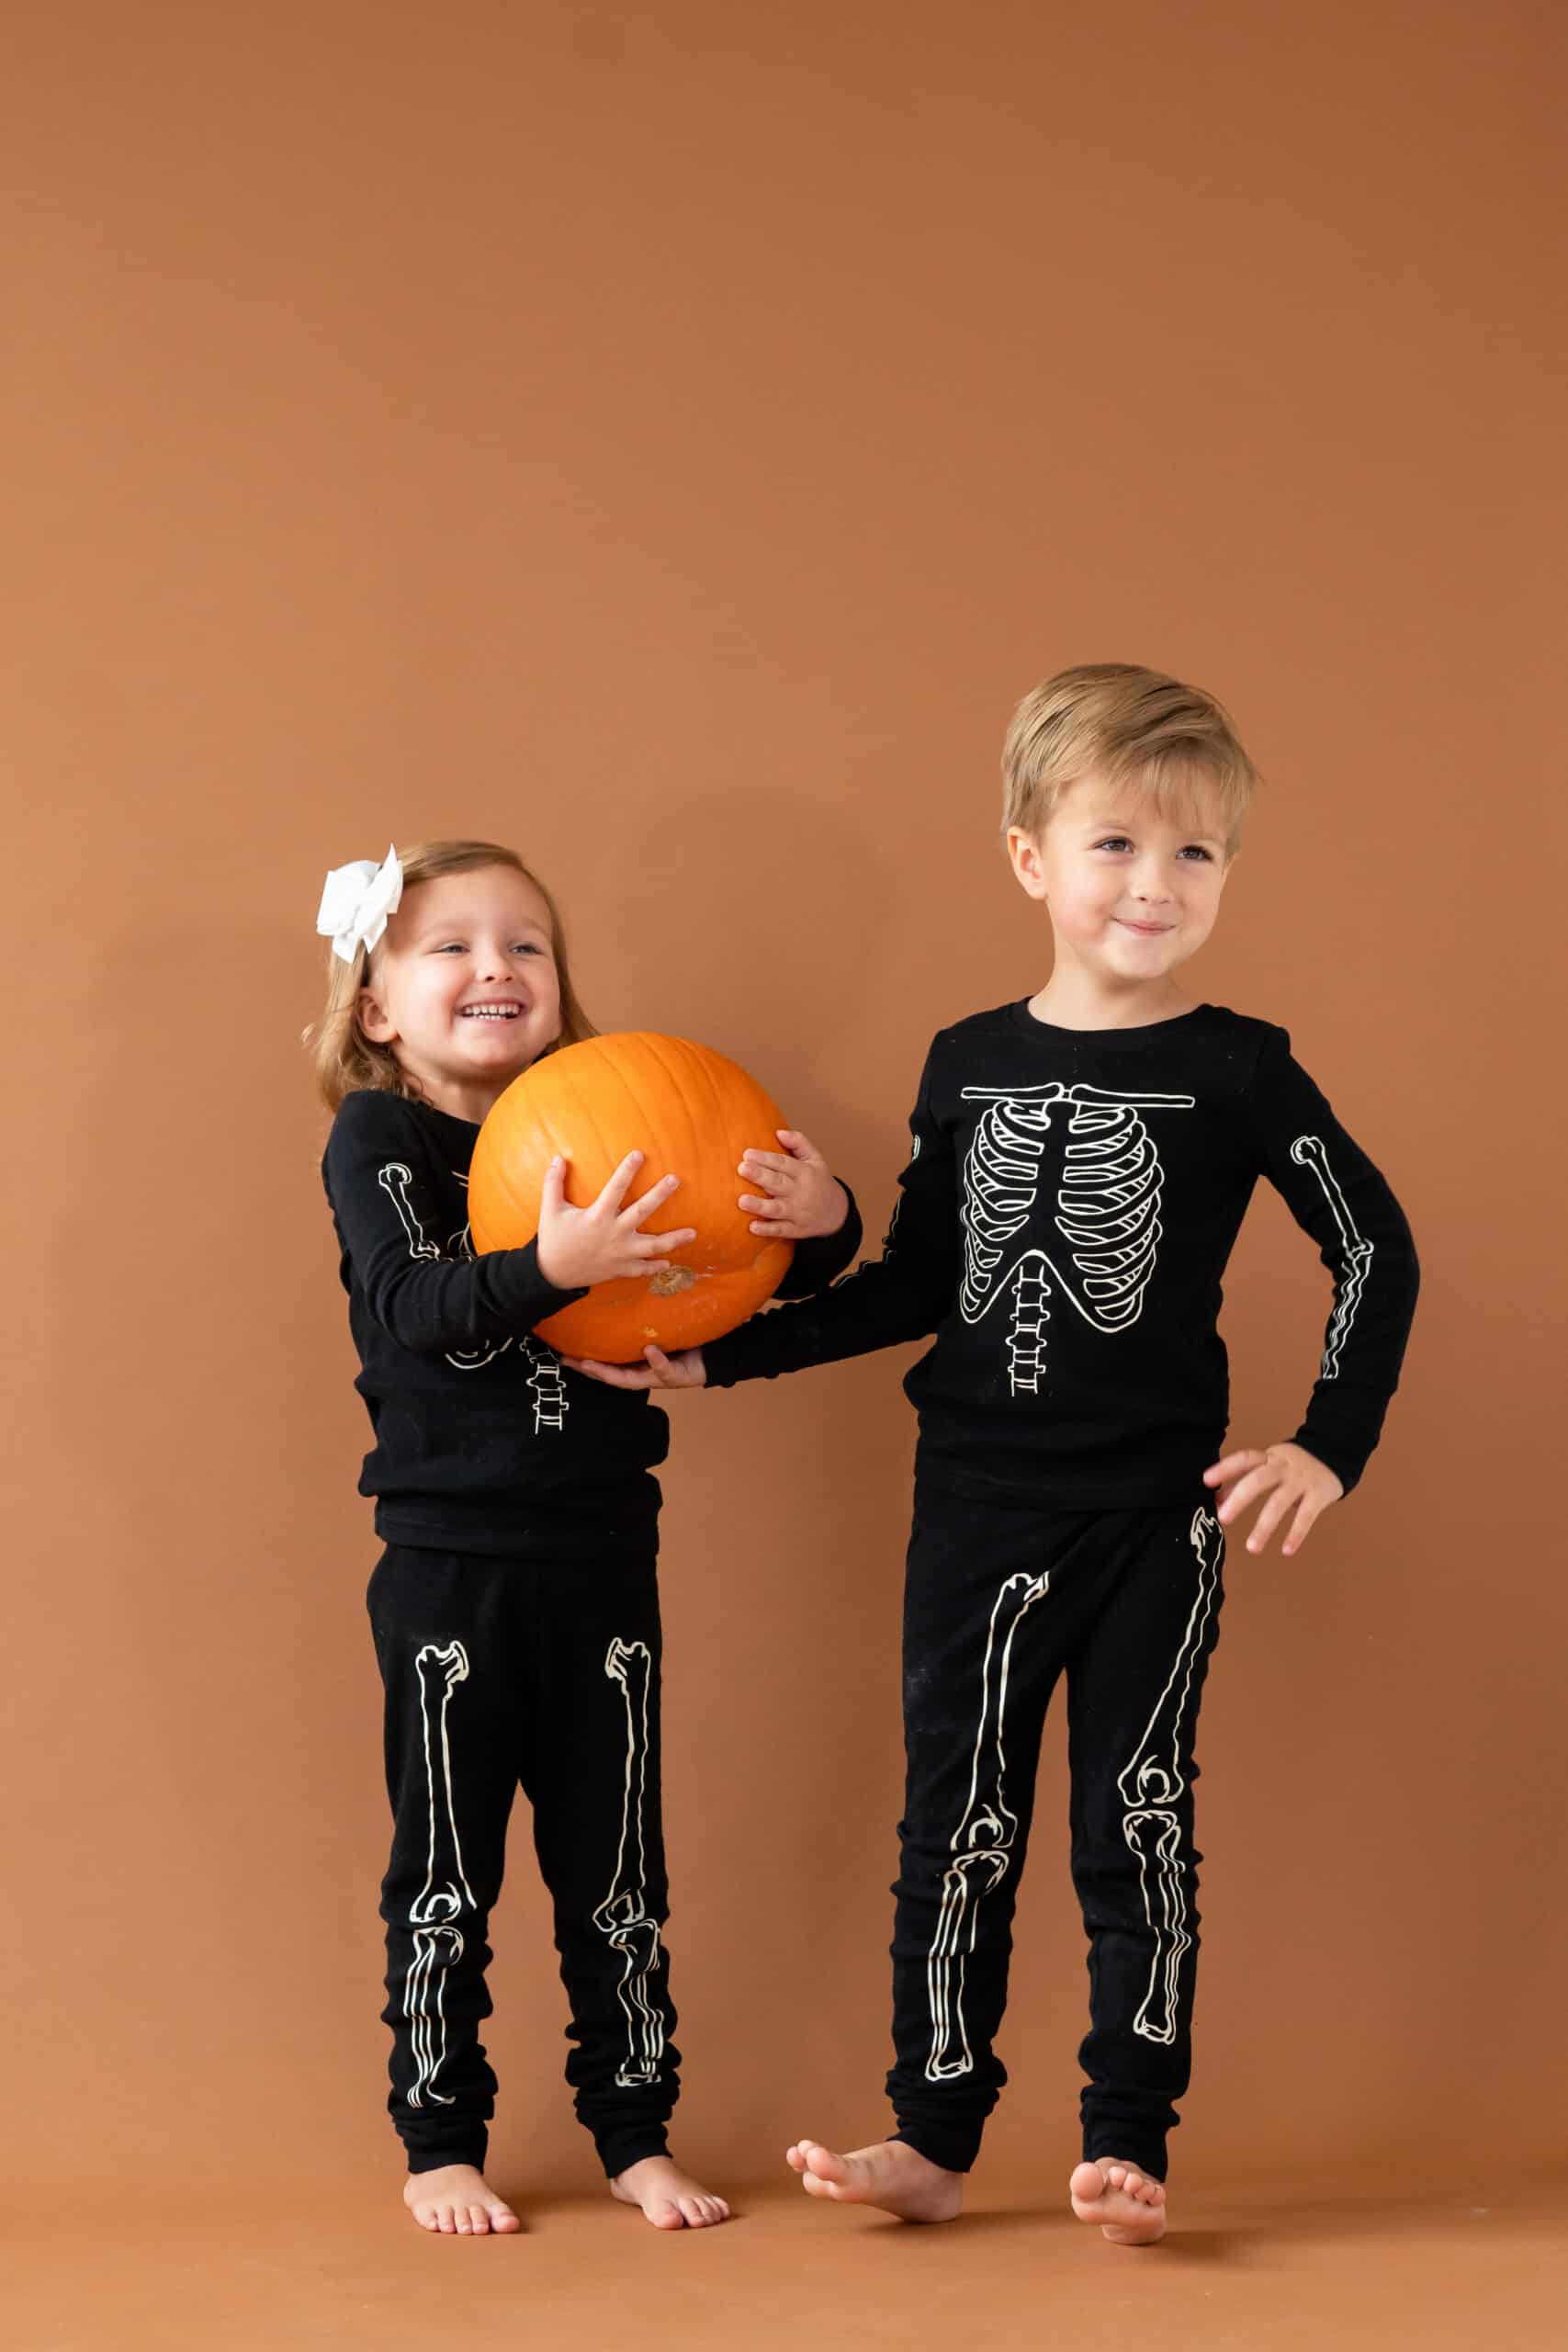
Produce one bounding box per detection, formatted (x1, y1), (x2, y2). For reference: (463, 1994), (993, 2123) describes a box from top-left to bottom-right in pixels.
(648, 1267), (700, 1296)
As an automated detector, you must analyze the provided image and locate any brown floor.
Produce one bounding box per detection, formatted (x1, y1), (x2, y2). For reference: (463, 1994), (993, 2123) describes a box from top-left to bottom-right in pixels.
(6, 2165), (1563, 2351)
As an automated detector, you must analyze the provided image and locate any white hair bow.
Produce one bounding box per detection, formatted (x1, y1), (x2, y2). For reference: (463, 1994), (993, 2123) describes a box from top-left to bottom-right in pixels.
(316, 846), (403, 964)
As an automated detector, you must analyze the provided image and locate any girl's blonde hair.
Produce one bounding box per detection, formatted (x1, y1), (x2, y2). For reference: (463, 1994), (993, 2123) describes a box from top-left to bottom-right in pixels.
(304, 839), (596, 1112)
(1002, 663), (1259, 854)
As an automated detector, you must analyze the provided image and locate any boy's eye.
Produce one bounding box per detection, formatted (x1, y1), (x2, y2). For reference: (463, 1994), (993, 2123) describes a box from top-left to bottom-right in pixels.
(1094, 837), (1133, 853)
(1179, 845), (1214, 862)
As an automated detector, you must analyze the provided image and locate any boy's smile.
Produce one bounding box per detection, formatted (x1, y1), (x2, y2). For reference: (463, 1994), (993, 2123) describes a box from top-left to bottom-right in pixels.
(1008, 771), (1233, 1017)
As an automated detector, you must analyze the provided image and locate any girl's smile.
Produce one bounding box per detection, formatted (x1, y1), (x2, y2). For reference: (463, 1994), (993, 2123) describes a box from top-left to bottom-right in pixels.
(357, 865), (564, 1120)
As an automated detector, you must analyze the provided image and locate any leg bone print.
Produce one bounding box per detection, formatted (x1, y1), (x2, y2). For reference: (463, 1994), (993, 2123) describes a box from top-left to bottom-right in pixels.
(925, 1570), (1049, 2080)
(1115, 1510), (1224, 2045)
(958, 1086), (1195, 1394)
(1289, 1135), (1372, 1378)
(376, 1159), (567, 1429)
(404, 1641), (475, 2109)
(592, 1639), (667, 2089)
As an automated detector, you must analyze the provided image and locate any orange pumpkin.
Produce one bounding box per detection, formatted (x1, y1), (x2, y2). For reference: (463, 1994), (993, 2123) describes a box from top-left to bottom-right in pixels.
(468, 1032), (794, 1361)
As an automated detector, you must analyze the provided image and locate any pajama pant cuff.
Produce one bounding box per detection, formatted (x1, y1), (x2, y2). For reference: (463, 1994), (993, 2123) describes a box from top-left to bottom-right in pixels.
(1082, 2123), (1168, 2181)
(890, 2122), (982, 2176)
(403, 2129), (490, 2175)
(593, 2124), (672, 2179)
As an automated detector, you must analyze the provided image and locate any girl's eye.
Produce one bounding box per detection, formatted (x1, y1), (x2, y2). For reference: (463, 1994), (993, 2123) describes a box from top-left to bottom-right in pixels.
(513, 942), (545, 956)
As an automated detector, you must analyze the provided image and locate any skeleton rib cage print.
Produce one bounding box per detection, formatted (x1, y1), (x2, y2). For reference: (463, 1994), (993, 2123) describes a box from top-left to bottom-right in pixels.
(958, 1083), (1196, 1395)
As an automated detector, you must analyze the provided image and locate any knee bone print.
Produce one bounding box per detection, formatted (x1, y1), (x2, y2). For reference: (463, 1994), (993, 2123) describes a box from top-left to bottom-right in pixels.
(958, 1086), (1195, 1395)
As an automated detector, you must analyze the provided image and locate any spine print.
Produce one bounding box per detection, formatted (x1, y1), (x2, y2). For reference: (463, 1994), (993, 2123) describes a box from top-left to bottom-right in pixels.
(1289, 1135), (1373, 1378)
(958, 1085), (1195, 1395)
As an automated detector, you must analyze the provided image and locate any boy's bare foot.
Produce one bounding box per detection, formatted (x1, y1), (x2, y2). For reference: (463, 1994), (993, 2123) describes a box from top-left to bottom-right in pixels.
(403, 2164), (521, 2235)
(610, 2154), (731, 2230)
(785, 2137), (964, 2222)
(1069, 2157), (1167, 2245)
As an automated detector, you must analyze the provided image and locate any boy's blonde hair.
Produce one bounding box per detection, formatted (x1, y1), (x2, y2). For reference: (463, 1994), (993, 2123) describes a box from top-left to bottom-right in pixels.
(304, 838), (595, 1112)
(1002, 663), (1258, 853)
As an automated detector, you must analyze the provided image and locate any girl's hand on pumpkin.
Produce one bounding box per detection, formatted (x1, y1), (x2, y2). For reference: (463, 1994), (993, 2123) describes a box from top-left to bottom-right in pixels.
(1201, 1440), (1344, 1557)
(738, 1129), (849, 1241)
(536, 1153), (698, 1292)
(561, 1345), (708, 1391)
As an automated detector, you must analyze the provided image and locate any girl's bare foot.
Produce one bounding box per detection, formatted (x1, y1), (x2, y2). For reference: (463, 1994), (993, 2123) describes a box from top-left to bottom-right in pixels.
(784, 2137), (964, 2222)
(1069, 2157), (1167, 2245)
(610, 2154), (731, 2230)
(403, 2164), (521, 2235)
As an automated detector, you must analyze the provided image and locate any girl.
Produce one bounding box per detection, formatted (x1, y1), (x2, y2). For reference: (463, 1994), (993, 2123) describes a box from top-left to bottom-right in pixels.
(309, 838), (860, 2236)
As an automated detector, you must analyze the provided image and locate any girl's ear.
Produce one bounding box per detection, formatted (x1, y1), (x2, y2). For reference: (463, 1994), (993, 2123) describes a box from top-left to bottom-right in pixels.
(356, 984), (396, 1044)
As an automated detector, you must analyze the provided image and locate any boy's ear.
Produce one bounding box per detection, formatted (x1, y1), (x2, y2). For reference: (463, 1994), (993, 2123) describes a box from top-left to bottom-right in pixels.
(1006, 826), (1051, 902)
(356, 984), (397, 1044)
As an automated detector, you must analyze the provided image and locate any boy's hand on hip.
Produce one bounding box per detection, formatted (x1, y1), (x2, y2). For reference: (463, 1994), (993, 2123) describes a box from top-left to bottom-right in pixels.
(1202, 1442), (1344, 1557)
(738, 1129), (849, 1241)
(535, 1152), (698, 1292)
(562, 1345), (707, 1391)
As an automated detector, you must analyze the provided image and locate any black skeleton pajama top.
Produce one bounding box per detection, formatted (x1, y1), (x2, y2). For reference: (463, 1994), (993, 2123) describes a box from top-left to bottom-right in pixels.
(703, 1001), (1420, 1506)
(322, 1087), (863, 1555)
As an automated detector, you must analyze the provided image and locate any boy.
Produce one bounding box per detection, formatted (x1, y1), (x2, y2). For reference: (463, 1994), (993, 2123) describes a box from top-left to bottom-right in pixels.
(569, 665), (1420, 2244)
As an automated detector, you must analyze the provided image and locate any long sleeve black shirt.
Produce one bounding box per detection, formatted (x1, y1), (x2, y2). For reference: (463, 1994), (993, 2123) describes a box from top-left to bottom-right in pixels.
(703, 1001), (1419, 1508)
(322, 1088), (863, 1555)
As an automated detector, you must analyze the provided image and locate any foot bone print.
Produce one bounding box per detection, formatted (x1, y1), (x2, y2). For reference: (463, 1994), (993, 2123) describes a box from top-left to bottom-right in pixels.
(958, 1086), (1195, 1394)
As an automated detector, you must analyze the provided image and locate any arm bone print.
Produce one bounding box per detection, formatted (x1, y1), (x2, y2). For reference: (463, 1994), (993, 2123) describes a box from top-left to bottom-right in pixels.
(1289, 1135), (1373, 1378)
(377, 1157), (570, 1427)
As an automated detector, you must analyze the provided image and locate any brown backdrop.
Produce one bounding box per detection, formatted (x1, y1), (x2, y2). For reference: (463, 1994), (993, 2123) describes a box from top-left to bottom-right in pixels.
(6, 0), (1563, 2196)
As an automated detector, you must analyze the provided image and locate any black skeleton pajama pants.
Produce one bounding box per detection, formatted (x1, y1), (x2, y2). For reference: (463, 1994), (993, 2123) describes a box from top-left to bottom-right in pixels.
(888, 1479), (1225, 2183)
(367, 1541), (679, 2179)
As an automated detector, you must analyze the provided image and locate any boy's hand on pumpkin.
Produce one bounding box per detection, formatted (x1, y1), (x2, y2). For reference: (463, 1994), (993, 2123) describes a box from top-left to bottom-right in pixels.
(1201, 1440), (1344, 1557)
(535, 1152), (697, 1292)
(561, 1344), (708, 1391)
(738, 1129), (849, 1241)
